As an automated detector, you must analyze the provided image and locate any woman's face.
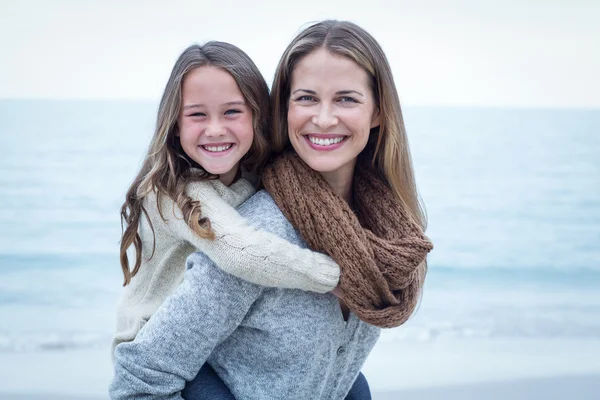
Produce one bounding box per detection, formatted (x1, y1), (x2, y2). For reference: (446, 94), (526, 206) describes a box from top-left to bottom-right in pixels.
(287, 48), (379, 179)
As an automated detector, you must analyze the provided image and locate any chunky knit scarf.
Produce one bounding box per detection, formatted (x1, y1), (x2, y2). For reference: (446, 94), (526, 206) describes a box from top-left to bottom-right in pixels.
(263, 152), (433, 328)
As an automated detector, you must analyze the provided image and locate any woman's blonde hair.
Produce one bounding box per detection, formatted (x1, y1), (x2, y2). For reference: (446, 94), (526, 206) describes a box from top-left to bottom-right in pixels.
(271, 20), (427, 231)
(120, 42), (270, 286)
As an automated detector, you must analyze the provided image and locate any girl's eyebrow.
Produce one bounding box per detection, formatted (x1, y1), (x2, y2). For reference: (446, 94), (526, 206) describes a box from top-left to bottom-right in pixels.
(291, 89), (365, 97)
(183, 100), (246, 110)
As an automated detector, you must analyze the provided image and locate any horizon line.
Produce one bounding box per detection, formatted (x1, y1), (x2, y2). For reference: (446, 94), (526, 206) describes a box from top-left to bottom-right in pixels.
(1, 97), (599, 112)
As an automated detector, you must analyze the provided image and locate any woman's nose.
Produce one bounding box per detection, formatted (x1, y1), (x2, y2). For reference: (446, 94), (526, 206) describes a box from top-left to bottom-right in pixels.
(312, 103), (338, 129)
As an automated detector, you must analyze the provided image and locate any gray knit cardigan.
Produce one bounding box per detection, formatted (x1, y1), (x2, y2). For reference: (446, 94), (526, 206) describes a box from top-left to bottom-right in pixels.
(110, 190), (380, 400)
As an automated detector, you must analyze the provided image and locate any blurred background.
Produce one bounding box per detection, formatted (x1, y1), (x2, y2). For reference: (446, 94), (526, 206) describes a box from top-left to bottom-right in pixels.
(1, 0), (599, 398)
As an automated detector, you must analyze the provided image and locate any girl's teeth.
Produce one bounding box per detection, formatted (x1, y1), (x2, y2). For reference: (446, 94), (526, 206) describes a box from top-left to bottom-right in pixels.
(308, 136), (344, 146)
(204, 144), (232, 152)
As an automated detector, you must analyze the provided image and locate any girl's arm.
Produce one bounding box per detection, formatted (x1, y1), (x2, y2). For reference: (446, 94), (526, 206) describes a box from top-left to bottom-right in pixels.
(110, 252), (264, 399)
(160, 180), (340, 293)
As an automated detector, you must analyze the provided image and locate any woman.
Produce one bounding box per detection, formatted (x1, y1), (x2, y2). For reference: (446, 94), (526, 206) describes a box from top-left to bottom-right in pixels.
(110, 20), (432, 400)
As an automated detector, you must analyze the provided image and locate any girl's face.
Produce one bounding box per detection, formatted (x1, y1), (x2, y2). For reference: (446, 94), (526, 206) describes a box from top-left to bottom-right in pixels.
(287, 48), (380, 181)
(177, 66), (254, 186)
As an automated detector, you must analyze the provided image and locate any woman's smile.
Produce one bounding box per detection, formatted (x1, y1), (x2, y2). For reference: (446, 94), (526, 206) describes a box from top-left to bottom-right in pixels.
(304, 134), (348, 150)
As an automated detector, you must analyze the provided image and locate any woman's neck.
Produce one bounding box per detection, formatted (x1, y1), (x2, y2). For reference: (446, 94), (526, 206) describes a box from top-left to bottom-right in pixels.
(319, 161), (356, 205)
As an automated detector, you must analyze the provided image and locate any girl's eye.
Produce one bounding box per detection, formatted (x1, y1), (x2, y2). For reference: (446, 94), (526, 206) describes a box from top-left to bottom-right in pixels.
(224, 109), (242, 115)
(189, 112), (206, 117)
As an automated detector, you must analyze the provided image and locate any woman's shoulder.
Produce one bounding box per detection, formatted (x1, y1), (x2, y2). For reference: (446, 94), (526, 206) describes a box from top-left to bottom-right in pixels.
(239, 189), (276, 211)
(237, 190), (280, 221)
(238, 190), (305, 247)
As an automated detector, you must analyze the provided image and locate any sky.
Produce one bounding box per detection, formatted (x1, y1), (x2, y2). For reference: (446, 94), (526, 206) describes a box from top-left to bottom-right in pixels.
(1, 0), (599, 108)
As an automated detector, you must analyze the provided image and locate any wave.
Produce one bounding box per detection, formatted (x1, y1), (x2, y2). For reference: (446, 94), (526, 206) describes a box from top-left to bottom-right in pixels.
(0, 331), (112, 353)
(2, 300), (600, 353)
(425, 265), (600, 287)
(2, 318), (599, 354)
(380, 318), (600, 343)
(2, 252), (599, 277)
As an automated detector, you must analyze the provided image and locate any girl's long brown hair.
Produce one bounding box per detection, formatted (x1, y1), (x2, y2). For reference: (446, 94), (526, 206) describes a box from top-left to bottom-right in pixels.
(120, 42), (270, 286)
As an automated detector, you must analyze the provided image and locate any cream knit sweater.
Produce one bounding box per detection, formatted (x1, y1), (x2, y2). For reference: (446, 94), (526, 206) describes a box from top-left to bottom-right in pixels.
(112, 178), (340, 353)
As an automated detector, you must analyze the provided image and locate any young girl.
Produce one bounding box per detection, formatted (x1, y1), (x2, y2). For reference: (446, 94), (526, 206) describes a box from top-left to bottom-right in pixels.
(113, 41), (340, 353)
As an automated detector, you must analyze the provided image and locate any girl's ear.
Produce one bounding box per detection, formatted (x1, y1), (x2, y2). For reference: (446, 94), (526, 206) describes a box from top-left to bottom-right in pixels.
(370, 106), (381, 129)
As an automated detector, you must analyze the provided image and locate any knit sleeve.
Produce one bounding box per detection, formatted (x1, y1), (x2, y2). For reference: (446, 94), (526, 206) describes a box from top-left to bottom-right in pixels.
(110, 252), (264, 399)
(161, 180), (340, 293)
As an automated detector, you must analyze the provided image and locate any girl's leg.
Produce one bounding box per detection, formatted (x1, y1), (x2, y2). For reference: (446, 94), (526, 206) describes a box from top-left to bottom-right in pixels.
(182, 363), (236, 400)
(345, 372), (372, 400)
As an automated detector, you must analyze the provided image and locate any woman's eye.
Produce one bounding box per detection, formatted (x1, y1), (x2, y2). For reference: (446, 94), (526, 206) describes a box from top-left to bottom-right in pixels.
(224, 109), (242, 115)
(339, 96), (358, 103)
(189, 112), (206, 117)
(296, 95), (316, 102)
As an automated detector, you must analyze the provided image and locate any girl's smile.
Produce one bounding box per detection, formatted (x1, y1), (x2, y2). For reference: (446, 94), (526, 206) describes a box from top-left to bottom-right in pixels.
(177, 66), (254, 186)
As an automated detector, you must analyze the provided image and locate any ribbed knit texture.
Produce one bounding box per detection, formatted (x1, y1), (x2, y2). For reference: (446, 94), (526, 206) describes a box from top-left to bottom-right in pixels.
(113, 178), (340, 354)
(263, 152), (434, 328)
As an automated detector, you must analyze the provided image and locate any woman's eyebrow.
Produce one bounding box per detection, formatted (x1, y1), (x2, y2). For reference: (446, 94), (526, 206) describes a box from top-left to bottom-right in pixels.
(291, 89), (365, 97)
(336, 90), (365, 97)
(292, 89), (316, 95)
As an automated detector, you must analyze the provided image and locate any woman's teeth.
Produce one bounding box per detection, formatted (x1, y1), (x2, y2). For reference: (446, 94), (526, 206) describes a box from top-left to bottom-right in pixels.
(203, 144), (232, 152)
(308, 136), (345, 146)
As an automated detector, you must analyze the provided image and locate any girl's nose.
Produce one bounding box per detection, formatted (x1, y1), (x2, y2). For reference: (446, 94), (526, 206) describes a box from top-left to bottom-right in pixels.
(205, 120), (226, 137)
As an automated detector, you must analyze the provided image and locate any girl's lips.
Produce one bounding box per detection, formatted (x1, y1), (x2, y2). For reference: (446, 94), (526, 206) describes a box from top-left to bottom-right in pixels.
(198, 143), (235, 156)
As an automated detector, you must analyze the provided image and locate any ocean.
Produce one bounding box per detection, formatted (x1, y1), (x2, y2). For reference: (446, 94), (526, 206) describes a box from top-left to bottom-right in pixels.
(1, 100), (599, 395)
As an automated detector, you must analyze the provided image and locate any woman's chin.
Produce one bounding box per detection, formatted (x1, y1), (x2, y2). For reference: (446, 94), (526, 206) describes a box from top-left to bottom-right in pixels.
(302, 160), (338, 173)
(303, 159), (357, 179)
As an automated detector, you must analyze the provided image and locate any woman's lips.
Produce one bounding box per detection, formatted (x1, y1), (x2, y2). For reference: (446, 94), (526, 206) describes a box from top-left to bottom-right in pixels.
(304, 134), (348, 151)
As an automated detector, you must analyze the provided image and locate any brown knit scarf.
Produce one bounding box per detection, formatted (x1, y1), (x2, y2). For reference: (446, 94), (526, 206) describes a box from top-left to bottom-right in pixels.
(262, 152), (433, 328)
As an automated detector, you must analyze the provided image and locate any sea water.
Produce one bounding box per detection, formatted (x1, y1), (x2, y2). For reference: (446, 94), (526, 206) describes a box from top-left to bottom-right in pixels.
(1, 100), (599, 391)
